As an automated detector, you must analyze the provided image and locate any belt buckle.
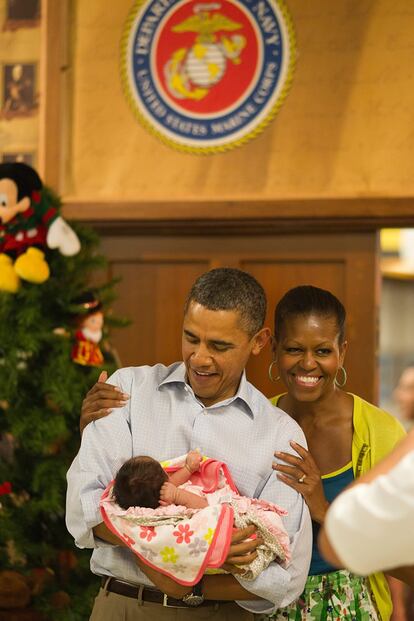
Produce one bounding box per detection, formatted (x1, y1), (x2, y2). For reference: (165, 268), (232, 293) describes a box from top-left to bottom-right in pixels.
(163, 594), (187, 608)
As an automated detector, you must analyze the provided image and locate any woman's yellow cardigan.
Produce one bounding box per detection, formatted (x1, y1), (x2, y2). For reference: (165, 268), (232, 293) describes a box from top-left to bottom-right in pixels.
(271, 393), (406, 621)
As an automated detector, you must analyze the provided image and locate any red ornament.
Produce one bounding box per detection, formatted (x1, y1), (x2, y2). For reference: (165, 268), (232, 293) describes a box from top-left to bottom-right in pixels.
(0, 481), (12, 495)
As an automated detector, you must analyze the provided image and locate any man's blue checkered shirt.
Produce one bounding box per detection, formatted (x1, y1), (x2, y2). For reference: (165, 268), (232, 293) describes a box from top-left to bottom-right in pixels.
(66, 363), (311, 614)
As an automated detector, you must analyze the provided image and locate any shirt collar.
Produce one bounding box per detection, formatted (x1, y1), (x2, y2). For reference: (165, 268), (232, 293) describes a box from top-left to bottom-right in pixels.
(158, 363), (255, 418)
(158, 362), (187, 388)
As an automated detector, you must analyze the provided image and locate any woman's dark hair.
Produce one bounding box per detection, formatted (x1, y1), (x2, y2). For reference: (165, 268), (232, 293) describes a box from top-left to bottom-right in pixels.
(274, 285), (346, 344)
(113, 456), (168, 510)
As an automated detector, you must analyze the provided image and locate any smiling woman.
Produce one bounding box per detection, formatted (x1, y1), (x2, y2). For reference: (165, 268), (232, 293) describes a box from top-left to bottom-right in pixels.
(265, 285), (406, 621)
(275, 312), (347, 404)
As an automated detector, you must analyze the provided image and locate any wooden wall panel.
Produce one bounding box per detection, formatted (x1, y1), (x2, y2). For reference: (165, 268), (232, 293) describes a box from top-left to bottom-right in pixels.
(101, 232), (379, 403)
(109, 261), (209, 367)
(55, 0), (414, 203)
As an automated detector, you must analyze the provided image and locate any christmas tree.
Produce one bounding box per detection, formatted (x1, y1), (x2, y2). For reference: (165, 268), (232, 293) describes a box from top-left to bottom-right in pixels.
(0, 184), (125, 621)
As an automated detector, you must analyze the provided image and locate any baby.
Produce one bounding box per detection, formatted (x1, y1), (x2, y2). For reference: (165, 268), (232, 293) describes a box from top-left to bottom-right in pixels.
(113, 450), (206, 510)
(105, 451), (291, 583)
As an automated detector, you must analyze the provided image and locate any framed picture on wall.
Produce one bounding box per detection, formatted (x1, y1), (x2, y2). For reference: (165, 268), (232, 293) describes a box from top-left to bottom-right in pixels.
(4, 0), (40, 29)
(1, 63), (37, 118)
(1, 152), (35, 166)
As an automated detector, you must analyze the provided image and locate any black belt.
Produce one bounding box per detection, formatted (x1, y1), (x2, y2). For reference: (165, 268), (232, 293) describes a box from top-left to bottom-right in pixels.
(101, 577), (222, 608)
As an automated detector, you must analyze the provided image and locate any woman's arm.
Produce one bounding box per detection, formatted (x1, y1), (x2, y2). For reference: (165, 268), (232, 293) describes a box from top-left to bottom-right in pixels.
(80, 371), (129, 434)
(273, 441), (330, 524)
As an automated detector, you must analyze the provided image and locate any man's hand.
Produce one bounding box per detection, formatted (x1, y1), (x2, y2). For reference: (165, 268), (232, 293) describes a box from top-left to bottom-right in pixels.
(80, 371), (129, 434)
(222, 525), (262, 574)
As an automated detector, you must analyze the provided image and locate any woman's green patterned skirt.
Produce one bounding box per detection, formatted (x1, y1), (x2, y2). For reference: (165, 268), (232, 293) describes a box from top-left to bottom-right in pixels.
(265, 569), (380, 621)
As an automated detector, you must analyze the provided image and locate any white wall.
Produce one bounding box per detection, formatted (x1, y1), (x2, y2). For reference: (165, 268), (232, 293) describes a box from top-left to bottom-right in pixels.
(380, 277), (414, 416)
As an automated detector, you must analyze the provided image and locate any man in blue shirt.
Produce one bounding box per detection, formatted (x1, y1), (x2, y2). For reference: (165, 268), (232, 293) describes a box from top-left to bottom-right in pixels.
(66, 267), (311, 620)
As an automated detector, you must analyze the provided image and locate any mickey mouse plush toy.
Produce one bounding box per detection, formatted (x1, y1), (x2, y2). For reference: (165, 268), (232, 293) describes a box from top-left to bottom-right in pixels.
(0, 162), (80, 293)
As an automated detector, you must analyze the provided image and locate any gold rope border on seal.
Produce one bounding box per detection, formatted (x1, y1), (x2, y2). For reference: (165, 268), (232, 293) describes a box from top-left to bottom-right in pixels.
(120, 0), (296, 155)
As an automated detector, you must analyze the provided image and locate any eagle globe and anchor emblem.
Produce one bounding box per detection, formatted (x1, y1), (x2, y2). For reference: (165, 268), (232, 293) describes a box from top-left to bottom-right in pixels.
(121, 0), (296, 153)
(164, 3), (247, 101)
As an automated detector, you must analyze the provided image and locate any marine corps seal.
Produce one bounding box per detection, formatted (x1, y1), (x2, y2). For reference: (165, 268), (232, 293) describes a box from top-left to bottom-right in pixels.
(121, 0), (296, 153)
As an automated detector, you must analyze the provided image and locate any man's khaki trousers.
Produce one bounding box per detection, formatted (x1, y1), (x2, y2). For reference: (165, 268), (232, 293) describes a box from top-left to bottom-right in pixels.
(90, 588), (255, 620)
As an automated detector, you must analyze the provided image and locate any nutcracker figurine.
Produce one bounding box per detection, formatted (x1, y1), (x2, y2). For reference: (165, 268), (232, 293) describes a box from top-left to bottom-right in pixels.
(71, 292), (104, 367)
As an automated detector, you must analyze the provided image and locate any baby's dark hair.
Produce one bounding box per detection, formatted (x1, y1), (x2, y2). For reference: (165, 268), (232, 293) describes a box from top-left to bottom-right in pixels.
(274, 285), (346, 344)
(113, 456), (168, 510)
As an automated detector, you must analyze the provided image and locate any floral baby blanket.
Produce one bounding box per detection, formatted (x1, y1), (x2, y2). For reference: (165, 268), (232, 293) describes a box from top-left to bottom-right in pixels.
(100, 454), (290, 586)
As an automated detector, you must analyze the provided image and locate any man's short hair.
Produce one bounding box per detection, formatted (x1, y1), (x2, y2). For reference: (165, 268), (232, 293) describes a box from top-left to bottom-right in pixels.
(184, 267), (267, 336)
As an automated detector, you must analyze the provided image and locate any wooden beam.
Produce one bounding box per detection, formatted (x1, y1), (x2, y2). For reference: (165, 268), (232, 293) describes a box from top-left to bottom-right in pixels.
(38, 0), (68, 189)
(62, 196), (414, 234)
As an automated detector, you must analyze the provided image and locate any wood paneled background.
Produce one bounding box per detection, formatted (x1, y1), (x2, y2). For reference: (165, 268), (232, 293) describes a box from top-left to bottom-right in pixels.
(101, 231), (378, 402)
(38, 0), (414, 408)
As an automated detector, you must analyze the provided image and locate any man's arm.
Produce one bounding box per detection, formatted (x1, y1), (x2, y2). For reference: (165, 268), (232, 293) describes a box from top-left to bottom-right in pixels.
(73, 385), (266, 601)
(135, 560), (256, 600)
(135, 525), (263, 599)
(91, 522), (234, 599)
(66, 370), (133, 549)
(387, 567), (414, 588)
(93, 522), (127, 547)
(318, 472), (414, 587)
(230, 420), (312, 615)
(94, 520), (259, 595)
